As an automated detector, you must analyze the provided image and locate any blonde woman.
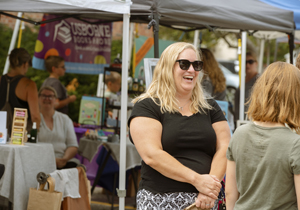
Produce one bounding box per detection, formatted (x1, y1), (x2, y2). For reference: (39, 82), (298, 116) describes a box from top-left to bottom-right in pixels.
(200, 48), (226, 101)
(128, 42), (231, 209)
(226, 62), (300, 210)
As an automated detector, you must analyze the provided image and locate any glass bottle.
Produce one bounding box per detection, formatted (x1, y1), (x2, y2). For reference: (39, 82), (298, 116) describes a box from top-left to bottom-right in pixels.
(132, 78), (139, 92)
(29, 122), (37, 143)
(138, 79), (145, 93)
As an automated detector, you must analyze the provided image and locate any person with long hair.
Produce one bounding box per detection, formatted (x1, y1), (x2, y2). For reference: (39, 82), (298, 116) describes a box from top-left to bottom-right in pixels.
(0, 48), (40, 131)
(200, 48), (226, 101)
(226, 61), (300, 210)
(128, 42), (231, 209)
(296, 52), (300, 69)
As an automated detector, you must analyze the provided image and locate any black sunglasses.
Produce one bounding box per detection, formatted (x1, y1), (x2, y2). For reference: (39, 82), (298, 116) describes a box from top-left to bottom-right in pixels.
(246, 59), (256, 65)
(176, 59), (203, 71)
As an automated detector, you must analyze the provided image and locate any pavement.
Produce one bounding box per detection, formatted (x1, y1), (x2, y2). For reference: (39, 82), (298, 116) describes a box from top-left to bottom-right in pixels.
(90, 187), (136, 210)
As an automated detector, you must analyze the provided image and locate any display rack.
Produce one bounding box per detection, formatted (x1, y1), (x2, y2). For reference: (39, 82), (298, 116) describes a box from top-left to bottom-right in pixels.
(11, 108), (27, 145)
(102, 67), (138, 135)
(102, 67), (122, 134)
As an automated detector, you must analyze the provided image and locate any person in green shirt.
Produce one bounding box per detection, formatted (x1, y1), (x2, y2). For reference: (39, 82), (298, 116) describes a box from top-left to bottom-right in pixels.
(226, 61), (300, 210)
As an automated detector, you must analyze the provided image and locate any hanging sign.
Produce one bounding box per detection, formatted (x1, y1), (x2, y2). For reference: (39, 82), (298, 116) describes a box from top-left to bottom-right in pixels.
(33, 14), (112, 74)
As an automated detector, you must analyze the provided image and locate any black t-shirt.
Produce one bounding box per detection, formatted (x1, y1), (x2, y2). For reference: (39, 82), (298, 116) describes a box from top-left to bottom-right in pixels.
(128, 98), (226, 193)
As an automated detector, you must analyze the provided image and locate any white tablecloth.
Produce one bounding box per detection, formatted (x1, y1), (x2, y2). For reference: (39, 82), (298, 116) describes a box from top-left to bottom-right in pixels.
(0, 142), (56, 210)
(78, 137), (142, 170)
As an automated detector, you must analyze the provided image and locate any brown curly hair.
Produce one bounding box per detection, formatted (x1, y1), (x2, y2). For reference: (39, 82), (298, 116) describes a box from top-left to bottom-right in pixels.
(200, 48), (226, 93)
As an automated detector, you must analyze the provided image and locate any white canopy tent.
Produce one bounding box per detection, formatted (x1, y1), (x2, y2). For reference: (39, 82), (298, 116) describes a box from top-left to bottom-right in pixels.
(0, 1), (297, 209)
(1, 1), (131, 209)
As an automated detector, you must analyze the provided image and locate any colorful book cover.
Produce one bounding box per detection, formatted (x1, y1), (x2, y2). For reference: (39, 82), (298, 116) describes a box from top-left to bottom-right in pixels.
(78, 96), (106, 125)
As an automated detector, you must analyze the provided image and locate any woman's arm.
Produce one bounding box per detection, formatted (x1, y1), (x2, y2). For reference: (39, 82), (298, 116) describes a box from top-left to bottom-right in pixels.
(195, 120), (231, 208)
(55, 95), (76, 109)
(56, 146), (78, 168)
(294, 174), (300, 210)
(225, 160), (239, 210)
(210, 121), (231, 180)
(26, 80), (41, 128)
(130, 116), (221, 199)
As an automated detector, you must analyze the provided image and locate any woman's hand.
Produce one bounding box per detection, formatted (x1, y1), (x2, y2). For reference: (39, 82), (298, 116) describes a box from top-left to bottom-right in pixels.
(56, 158), (67, 168)
(195, 192), (216, 209)
(194, 174), (221, 200)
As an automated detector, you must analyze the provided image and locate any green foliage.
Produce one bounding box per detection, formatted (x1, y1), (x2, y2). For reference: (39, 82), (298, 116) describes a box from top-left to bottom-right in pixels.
(0, 23), (116, 122)
(110, 39), (123, 63)
(0, 24), (13, 75)
(1, 22), (299, 122)
(158, 26), (219, 49)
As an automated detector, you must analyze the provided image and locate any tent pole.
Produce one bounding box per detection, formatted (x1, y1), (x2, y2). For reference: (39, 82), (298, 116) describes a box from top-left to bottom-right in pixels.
(118, 12), (130, 210)
(193, 30), (200, 48)
(266, 40), (270, 66)
(3, 12), (23, 75)
(128, 23), (135, 69)
(273, 41), (278, 62)
(239, 31), (247, 121)
(288, 32), (294, 64)
(258, 39), (265, 74)
(153, 12), (159, 58)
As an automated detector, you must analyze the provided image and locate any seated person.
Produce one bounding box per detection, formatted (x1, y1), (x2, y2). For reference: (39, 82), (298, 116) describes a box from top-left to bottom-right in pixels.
(37, 86), (79, 169)
(104, 72), (121, 118)
(41, 56), (76, 115)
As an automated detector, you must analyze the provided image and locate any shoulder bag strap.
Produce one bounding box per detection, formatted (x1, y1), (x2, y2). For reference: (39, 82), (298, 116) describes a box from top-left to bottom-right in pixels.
(3, 74), (25, 103)
(4, 75), (10, 103)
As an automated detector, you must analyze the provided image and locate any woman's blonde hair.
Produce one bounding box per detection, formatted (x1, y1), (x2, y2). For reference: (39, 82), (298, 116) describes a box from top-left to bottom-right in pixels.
(200, 48), (226, 93)
(247, 61), (300, 133)
(132, 42), (211, 114)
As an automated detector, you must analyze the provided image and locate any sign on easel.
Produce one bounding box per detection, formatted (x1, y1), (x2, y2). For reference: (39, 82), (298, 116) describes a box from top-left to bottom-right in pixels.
(0, 112), (7, 144)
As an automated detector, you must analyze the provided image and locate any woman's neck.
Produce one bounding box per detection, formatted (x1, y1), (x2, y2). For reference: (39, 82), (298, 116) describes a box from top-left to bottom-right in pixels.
(253, 121), (285, 127)
(7, 68), (24, 77)
(41, 109), (55, 120)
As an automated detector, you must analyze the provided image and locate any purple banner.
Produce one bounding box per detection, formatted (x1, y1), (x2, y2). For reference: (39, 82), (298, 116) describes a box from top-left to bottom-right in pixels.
(33, 14), (111, 74)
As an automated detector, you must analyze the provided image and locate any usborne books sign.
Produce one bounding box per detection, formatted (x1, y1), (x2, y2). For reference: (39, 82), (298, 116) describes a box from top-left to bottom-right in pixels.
(33, 14), (111, 74)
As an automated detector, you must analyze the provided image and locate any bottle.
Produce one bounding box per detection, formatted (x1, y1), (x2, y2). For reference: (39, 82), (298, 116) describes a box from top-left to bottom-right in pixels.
(29, 122), (37, 143)
(128, 75), (133, 91)
(138, 79), (145, 93)
(27, 133), (31, 143)
(132, 78), (139, 92)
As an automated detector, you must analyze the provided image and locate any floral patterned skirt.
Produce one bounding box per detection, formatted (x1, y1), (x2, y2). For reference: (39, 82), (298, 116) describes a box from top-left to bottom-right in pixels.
(136, 189), (219, 210)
